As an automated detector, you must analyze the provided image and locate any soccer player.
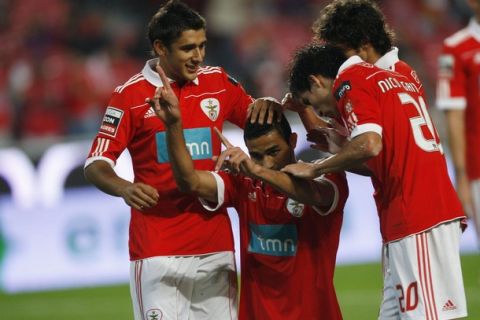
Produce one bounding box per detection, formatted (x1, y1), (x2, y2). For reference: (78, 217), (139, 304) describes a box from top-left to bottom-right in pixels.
(436, 0), (480, 248)
(279, 0), (427, 152)
(83, 1), (256, 319)
(284, 44), (468, 320)
(151, 63), (348, 319)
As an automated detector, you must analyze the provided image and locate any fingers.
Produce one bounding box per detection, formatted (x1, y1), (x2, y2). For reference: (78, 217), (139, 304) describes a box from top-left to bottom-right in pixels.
(155, 64), (172, 92)
(123, 184), (159, 210)
(248, 100), (266, 124)
(214, 127), (234, 148)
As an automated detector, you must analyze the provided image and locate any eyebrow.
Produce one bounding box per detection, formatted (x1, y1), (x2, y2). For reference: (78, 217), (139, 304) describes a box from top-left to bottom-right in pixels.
(179, 41), (207, 50)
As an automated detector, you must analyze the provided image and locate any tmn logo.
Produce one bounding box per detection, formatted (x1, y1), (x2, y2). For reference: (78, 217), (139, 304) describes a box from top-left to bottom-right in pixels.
(156, 127), (212, 163)
(248, 223), (298, 256)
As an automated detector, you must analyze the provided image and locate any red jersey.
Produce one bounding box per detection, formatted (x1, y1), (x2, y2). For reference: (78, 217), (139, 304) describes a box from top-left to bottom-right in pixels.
(85, 59), (253, 260)
(206, 171), (348, 320)
(375, 47), (425, 98)
(436, 19), (480, 180)
(334, 56), (464, 243)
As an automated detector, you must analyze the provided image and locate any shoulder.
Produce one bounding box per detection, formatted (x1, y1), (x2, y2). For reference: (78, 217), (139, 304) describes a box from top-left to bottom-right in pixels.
(443, 26), (474, 48)
(198, 66), (243, 87)
(113, 73), (147, 94)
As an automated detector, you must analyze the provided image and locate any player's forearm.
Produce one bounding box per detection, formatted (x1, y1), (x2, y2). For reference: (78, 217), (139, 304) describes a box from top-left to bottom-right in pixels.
(252, 165), (330, 207)
(298, 106), (328, 132)
(166, 122), (201, 192)
(84, 160), (132, 197)
(445, 109), (467, 178)
(313, 133), (381, 176)
(166, 122), (218, 202)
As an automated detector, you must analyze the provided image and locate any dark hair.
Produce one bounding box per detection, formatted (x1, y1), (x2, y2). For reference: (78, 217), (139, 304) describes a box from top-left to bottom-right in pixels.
(313, 0), (394, 55)
(147, 0), (206, 49)
(288, 44), (346, 96)
(244, 113), (292, 144)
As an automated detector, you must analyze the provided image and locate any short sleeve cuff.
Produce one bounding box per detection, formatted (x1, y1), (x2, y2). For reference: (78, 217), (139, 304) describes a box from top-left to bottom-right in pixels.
(351, 123), (382, 139)
(198, 171), (226, 212)
(84, 156), (115, 169)
(436, 98), (466, 110)
(311, 175), (339, 216)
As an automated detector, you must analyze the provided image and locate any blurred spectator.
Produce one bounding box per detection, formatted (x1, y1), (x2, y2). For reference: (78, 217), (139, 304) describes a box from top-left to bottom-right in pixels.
(0, 0), (474, 144)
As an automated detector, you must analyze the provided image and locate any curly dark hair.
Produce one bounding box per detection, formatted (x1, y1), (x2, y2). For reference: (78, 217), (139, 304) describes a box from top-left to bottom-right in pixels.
(312, 0), (394, 55)
(288, 44), (346, 96)
(148, 0), (206, 49)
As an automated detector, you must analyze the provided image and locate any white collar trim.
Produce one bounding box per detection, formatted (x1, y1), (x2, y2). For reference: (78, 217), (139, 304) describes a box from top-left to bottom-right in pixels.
(375, 47), (399, 71)
(141, 58), (199, 87)
(468, 18), (480, 42)
(338, 55), (363, 75)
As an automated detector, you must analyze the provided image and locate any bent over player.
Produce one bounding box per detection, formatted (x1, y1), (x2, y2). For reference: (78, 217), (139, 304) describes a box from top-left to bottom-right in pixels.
(285, 44), (467, 320)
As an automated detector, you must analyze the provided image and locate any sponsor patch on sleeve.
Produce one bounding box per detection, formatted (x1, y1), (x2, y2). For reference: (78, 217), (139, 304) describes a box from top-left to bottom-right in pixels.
(334, 81), (351, 101)
(438, 54), (454, 78)
(99, 107), (123, 137)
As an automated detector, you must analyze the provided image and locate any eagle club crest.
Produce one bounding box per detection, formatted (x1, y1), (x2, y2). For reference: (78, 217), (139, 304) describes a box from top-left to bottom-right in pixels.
(286, 198), (305, 217)
(200, 98), (220, 121)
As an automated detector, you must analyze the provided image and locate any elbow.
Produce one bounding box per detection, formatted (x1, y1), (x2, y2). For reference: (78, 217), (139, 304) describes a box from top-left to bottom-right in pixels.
(362, 133), (383, 158)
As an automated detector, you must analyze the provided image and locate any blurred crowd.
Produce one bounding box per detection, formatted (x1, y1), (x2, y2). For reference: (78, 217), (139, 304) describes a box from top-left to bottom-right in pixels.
(0, 0), (474, 148)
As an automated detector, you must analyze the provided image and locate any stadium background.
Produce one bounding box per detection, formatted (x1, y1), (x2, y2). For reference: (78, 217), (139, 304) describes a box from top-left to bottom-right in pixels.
(0, 0), (478, 318)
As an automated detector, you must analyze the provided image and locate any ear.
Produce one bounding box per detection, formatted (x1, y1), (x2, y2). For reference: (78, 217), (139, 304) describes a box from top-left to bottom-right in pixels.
(309, 74), (328, 89)
(289, 132), (298, 149)
(153, 40), (168, 57)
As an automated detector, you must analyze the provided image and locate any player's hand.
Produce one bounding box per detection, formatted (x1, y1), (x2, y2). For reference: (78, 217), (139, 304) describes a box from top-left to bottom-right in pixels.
(307, 118), (349, 154)
(456, 174), (474, 218)
(119, 183), (159, 211)
(213, 127), (257, 174)
(281, 161), (319, 179)
(248, 97), (283, 124)
(281, 92), (307, 113)
(146, 64), (181, 126)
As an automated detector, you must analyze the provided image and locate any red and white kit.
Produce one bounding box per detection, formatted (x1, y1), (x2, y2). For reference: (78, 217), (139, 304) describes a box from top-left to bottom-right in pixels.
(85, 59), (252, 320)
(437, 18), (480, 245)
(202, 170), (348, 320)
(335, 56), (467, 319)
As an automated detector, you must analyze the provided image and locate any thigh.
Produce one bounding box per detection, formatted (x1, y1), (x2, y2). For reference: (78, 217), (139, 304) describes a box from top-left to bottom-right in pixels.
(383, 221), (467, 320)
(189, 251), (238, 320)
(129, 256), (197, 320)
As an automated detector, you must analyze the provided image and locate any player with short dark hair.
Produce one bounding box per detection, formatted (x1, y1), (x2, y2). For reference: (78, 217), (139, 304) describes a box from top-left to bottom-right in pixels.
(285, 43), (468, 320)
(84, 1), (254, 319)
(436, 0), (480, 249)
(152, 63), (348, 320)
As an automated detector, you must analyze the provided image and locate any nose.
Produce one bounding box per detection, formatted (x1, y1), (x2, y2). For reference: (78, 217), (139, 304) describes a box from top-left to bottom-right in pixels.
(192, 47), (203, 62)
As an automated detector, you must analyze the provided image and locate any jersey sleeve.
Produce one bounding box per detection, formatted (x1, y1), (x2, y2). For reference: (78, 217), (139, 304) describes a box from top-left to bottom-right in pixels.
(436, 44), (467, 110)
(311, 171), (348, 215)
(221, 69), (254, 129)
(338, 76), (383, 139)
(85, 91), (136, 168)
(198, 170), (239, 211)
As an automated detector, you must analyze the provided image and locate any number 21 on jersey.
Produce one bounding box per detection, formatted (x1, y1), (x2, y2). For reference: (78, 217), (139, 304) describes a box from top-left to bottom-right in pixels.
(398, 93), (443, 154)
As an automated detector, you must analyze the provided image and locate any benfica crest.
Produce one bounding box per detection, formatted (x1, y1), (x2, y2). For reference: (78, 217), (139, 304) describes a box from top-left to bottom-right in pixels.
(286, 198), (305, 217)
(200, 98), (220, 121)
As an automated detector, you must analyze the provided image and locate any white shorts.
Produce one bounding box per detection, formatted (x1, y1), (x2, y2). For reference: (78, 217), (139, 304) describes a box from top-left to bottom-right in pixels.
(471, 179), (480, 246)
(379, 220), (467, 320)
(129, 251), (237, 320)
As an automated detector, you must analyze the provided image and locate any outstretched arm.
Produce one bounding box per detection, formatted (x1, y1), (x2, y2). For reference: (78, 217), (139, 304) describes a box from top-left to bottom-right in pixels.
(150, 64), (218, 203)
(282, 131), (382, 179)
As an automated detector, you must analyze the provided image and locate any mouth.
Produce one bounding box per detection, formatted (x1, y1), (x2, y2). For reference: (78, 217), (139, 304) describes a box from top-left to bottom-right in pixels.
(186, 64), (199, 74)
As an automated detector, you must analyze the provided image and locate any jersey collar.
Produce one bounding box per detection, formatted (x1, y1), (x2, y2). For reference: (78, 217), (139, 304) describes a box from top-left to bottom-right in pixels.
(337, 55), (363, 75)
(142, 58), (199, 87)
(468, 18), (480, 42)
(375, 47), (399, 71)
